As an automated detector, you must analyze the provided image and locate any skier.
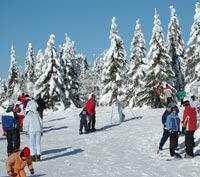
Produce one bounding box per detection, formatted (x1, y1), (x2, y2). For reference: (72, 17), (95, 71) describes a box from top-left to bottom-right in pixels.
(166, 107), (180, 158)
(14, 98), (25, 132)
(2, 101), (20, 156)
(35, 94), (46, 120)
(6, 147), (34, 177)
(158, 103), (172, 151)
(155, 86), (161, 108)
(23, 108), (43, 161)
(182, 100), (197, 158)
(158, 100), (180, 151)
(114, 91), (127, 123)
(163, 84), (172, 106)
(177, 87), (186, 107)
(85, 94), (96, 132)
(79, 108), (89, 134)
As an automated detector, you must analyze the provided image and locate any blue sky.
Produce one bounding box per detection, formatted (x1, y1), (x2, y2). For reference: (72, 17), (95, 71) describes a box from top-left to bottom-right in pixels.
(0, 0), (197, 78)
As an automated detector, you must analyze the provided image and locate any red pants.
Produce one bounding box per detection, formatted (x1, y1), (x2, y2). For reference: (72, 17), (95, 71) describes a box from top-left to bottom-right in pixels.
(18, 115), (24, 132)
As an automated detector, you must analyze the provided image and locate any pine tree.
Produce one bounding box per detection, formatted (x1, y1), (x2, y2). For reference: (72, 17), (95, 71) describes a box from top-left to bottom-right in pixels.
(100, 17), (128, 105)
(7, 45), (20, 99)
(59, 34), (82, 107)
(185, 2), (200, 91)
(24, 43), (36, 96)
(138, 9), (175, 107)
(34, 34), (66, 110)
(127, 19), (147, 107)
(166, 6), (185, 90)
(0, 78), (7, 104)
(35, 50), (46, 79)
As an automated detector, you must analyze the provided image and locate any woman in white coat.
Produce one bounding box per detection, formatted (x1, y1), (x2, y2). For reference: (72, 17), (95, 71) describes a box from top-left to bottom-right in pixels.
(23, 108), (43, 162)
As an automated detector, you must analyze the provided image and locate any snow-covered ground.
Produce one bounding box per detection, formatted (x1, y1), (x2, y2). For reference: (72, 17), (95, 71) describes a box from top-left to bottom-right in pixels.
(1, 105), (200, 177)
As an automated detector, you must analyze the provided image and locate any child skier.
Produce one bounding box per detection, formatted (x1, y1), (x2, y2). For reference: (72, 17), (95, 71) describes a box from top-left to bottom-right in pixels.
(6, 147), (34, 177)
(79, 108), (89, 134)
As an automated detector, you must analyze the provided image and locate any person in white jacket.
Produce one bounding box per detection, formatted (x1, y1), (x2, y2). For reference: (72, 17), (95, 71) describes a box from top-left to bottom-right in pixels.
(23, 109), (43, 162)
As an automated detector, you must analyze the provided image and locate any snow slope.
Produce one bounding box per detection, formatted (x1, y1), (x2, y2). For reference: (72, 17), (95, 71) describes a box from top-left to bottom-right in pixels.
(1, 105), (200, 177)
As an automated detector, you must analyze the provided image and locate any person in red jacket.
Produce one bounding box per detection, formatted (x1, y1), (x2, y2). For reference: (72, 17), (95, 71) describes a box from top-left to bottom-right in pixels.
(85, 94), (96, 132)
(182, 100), (197, 158)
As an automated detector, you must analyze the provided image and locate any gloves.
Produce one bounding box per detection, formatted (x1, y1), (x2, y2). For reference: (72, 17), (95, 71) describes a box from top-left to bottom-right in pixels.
(182, 127), (186, 135)
(30, 169), (34, 175)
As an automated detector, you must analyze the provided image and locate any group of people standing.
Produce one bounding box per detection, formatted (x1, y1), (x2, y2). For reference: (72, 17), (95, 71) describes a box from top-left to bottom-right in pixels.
(1, 93), (46, 177)
(155, 84), (186, 108)
(79, 91), (128, 134)
(158, 95), (198, 158)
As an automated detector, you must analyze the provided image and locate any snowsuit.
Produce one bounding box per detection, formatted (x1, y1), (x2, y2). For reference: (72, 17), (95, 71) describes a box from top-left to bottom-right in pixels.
(35, 96), (46, 120)
(182, 103), (197, 157)
(85, 96), (96, 131)
(79, 108), (89, 134)
(23, 111), (43, 159)
(2, 107), (20, 156)
(166, 112), (180, 156)
(117, 94), (126, 122)
(6, 149), (33, 177)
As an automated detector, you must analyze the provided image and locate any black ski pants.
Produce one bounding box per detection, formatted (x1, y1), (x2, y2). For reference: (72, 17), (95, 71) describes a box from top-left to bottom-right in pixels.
(88, 115), (96, 130)
(79, 117), (88, 133)
(169, 131), (178, 156)
(6, 129), (20, 156)
(185, 131), (195, 156)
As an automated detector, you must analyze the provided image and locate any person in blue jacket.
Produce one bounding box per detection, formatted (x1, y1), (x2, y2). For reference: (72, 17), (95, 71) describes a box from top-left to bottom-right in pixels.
(158, 101), (180, 151)
(2, 102), (20, 156)
(166, 107), (180, 157)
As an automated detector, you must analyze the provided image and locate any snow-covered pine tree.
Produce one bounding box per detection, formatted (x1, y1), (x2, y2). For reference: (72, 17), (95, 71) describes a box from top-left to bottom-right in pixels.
(185, 2), (200, 92)
(79, 53), (104, 106)
(138, 9), (175, 108)
(166, 6), (185, 90)
(59, 34), (82, 108)
(0, 78), (7, 104)
(24, 43), (36, 96)
(35, 49), (46, 80)
(34, 34), (66, 110)
(100, 17), (128, 105)
(7, 45), (20, 99)
(127, 19), (147, 108)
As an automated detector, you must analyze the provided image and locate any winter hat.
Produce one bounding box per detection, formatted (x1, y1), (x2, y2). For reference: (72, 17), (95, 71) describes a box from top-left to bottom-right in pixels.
(171, 107), (176, 112)
(22, 147), (30, 157)
(167, 103), (172, 108)
(183, 100), (190, 106)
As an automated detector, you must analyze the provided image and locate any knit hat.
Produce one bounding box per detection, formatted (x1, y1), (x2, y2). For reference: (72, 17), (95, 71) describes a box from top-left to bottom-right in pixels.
(183, 100), (190, 106)
(171, 107), (176, 112)
(167, 103), (172, 108)
(22, 147), (30, 157)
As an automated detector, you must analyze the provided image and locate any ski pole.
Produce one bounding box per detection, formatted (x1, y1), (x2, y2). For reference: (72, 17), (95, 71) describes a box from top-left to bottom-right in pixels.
(128, 106), (136, 117)
(110, 104), (114, 124)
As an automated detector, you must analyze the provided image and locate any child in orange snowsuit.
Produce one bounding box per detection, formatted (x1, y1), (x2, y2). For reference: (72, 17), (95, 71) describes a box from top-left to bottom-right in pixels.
(6, 147), (34, 177)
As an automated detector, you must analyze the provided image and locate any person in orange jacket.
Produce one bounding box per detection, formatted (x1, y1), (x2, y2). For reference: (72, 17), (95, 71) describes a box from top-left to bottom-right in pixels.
(85, 94), (96, 132)
(182, 100), (197, 158)
(6, 147), (34, 177)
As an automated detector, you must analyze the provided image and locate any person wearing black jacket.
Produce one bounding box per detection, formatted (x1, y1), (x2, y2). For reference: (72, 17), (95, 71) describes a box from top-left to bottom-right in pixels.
(35, 94), (46, 120)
